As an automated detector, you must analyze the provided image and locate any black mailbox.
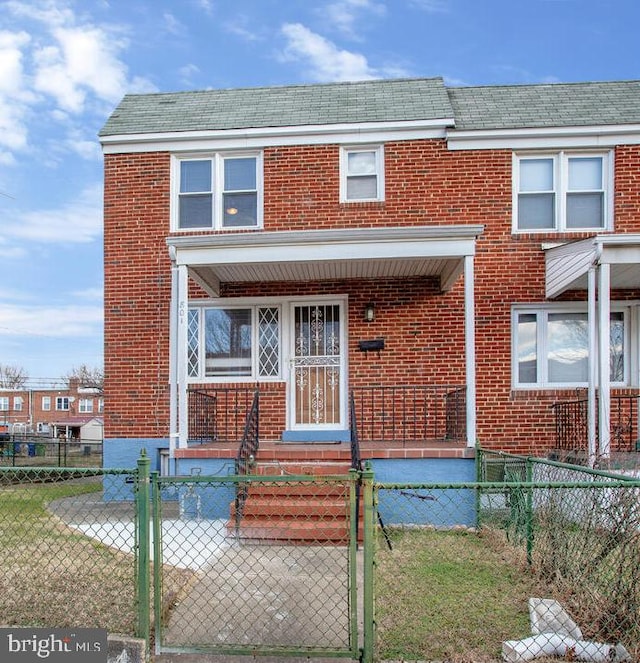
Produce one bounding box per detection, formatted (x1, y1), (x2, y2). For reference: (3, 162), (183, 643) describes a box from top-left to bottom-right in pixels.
(358, 338), (385, 352)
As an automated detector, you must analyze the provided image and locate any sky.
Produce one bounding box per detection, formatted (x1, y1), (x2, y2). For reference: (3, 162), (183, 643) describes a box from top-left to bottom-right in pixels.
(0, 0), (638, 386)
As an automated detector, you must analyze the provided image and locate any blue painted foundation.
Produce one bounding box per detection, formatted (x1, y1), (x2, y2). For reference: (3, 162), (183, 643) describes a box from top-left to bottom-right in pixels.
(371, 458), (477, 528)
(103, 437), (169, 501)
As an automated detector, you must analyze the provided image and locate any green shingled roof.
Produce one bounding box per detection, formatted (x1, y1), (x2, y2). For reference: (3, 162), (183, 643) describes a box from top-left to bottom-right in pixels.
(99, 77), (453, 137)
(448, 80), (640, 131)
(100, 77), (640, 138)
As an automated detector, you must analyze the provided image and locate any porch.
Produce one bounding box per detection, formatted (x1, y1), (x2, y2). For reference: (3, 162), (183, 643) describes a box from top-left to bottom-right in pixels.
(551, 391), (640, 466)
(176, 384), (473, 463)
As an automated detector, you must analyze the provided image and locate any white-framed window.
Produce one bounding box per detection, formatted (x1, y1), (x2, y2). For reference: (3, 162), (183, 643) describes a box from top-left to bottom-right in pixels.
(98, 398), (104, 413)
(188, 304), (281, 381)
(514, 151), (612, 232)
(172, 152), (262, 231)
(513, 305), (627, 388)
(13, 397), (23, 412)
(340, 145), (385, 202)
(56, 397), (70, 411)
(0, 397), (8, 411)
(79, 398), (93, 413)
(42, 396), (51, 411)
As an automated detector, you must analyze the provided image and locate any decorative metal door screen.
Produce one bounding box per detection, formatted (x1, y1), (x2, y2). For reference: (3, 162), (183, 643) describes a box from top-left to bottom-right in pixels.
(292, 304), (343, 427)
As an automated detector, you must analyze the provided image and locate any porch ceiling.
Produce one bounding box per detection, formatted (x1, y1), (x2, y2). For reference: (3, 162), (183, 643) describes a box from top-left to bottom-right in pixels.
(545, 234), (640, 298)
(168, 225), (484, 297)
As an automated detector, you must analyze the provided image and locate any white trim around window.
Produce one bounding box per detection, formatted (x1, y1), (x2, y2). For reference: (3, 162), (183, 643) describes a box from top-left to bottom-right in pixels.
(340, 145), (385, 202)
(187, 301), (283, 382)
(513, 150), (613, 233)
(171, 151), (263, 231)
(512, 303), (633, 389)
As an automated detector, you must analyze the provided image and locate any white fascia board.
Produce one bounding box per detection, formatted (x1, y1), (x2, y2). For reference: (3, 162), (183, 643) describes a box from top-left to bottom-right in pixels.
(100, 118), (453, 154)
(168, 226), (482, 268)
(447, 123), (640, 151)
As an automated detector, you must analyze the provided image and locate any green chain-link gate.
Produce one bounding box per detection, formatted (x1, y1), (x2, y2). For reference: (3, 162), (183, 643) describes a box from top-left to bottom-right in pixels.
(149, 467), (374, 661)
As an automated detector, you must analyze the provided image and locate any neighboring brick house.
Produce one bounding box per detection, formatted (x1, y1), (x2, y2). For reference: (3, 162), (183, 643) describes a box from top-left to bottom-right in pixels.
(0, 380), (104, 438)
(99, 77), (640, 478)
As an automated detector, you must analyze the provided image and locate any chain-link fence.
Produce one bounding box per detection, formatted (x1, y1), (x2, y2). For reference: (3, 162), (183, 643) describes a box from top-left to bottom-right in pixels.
(152, 471), (362, 659)
(374, 454), (640, 662)
(0, 465), (142, 636)
(0, 434), (103, 467)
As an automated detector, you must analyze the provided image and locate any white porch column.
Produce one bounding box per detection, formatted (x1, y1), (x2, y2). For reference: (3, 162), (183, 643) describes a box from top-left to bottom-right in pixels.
(464, 255), (477, 447)
(587, 266), (597, 467)
(169, 261), (178, 464)
(597, 262), (611, 459)
(176, 263), (189, 450)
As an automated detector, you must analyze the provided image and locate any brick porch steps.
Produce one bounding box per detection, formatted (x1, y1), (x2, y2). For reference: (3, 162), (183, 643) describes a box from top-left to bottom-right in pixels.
(228, 451), (359, 544)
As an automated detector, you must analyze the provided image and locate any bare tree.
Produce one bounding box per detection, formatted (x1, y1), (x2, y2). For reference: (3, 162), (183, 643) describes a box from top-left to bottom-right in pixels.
(0, 364), (28, 389)
(65, 365), (104, 391)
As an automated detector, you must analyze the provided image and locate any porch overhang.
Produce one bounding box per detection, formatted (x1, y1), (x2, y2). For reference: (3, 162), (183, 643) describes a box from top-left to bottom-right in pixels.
(167, 225), (484, 297)
(545, 233), (640, 299)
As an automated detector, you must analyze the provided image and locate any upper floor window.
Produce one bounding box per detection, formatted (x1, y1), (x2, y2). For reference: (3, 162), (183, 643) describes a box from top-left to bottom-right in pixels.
(513, 306), (625, 388)
(0, 397), (8, 411)
(13, 397), (23, 412)
(340, 146), (384, 202)
(56, 397), (70, 411)
(188, 305), (281, 381)
(79, 399), (93, 413)
(174, 153), (262, 231)
(42, 396), (51, 411)
(98, 398), (104, 413)
(514, 152), (612, 232)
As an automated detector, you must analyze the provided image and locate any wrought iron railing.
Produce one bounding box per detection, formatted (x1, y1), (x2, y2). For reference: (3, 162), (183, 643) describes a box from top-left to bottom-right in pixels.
(349, 391), (362, 472)
(188, 387), (255, 444)
(235, 390), (260, 475)
(234, 390), (260, 533)
(187, 390), (217, 443)
(551, 394), (640, 453)
(350, 385), (467, 445)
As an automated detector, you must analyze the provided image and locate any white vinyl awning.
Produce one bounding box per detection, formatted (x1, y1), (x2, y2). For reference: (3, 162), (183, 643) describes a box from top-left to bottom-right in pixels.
(167, 225), (484, 297)
(545, 234), (640, 299)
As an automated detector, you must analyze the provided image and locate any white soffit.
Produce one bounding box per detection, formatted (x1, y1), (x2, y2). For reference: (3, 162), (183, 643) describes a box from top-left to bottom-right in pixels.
(545, 234), (640, 298)
(168, 226), (483, 296)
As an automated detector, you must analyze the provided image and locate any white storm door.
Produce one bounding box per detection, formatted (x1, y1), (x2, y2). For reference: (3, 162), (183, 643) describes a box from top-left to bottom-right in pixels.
(289, 302), (346, 429)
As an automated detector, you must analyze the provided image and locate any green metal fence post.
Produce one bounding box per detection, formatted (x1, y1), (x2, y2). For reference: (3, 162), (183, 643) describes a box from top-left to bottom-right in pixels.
(475, 444), (483, 529)
(525, 456), (534, 565)
(135, 449), (151, 648)
(362, 461), (375, 663)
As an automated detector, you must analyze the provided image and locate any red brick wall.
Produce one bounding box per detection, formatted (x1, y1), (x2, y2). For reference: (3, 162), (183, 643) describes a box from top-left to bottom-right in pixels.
(103, 141), (640, 454)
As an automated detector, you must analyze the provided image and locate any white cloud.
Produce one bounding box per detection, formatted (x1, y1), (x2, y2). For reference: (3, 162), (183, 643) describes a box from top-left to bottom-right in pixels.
(33, 25), (131, 113)
(0, 301), (103, 338)
(179, 62), (201, 86)
(0, 1), (155, 158)
(4, 183), (102, 245)
(194, 0), (215, 16)
(280, 23), (376, 82)
(225, 16), (262, 42)
(408, 0), (450, 11)
(72, 287), (103, 301)
(163, 12), (187, 37)
(323, 0), (386, 39)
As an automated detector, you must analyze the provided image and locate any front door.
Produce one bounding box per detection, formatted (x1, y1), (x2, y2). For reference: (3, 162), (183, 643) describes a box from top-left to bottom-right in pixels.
(289, 302), (346, 431)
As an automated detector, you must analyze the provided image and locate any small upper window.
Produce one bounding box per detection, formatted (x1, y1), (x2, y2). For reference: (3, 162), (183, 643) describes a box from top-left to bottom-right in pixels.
(514, 152), (611, 232)
(341, 146), (384, 202)
(56, 397), (70, 411)
(42, 396), (51, 411)
(174, 153), (261, 231)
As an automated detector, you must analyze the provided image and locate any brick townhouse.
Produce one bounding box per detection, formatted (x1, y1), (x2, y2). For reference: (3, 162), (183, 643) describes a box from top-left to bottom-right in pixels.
(99, 77), (640, 480)
(0, 380), (103, 439)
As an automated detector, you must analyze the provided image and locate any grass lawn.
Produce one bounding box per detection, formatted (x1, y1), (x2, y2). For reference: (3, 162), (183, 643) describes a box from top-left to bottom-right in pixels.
(375, 527), (547, 662)
(0, 476), (192, 635)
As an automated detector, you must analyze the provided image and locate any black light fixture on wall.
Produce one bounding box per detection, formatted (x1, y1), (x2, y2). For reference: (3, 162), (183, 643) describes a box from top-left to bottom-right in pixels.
(363, 302), (375, 323)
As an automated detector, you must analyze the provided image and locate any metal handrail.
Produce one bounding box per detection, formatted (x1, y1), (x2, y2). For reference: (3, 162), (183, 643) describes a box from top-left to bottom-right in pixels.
(234, 390), (260, 534)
